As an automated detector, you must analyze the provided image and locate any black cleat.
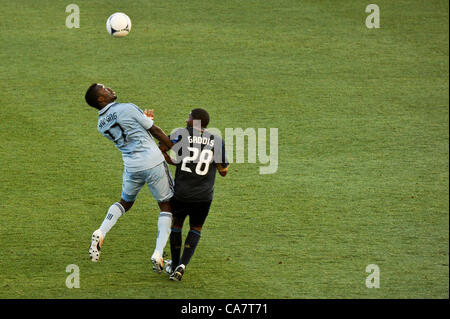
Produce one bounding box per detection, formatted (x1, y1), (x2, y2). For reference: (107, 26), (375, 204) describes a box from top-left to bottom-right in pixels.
(169, 264), (185, 281)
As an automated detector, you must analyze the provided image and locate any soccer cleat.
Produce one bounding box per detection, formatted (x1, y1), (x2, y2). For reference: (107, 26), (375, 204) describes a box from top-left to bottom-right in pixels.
(151, 251), (164, 274)
(169, 264), (185, 281)
(89, 229), (104, 262)
(163, 259), (173, 275)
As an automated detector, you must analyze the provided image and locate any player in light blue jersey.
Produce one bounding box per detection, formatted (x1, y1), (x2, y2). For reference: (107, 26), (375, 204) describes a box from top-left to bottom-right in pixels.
(85, 83), (174, 273)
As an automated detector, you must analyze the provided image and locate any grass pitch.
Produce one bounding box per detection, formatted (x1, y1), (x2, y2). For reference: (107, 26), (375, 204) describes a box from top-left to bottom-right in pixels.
(0, 0), (448, 298)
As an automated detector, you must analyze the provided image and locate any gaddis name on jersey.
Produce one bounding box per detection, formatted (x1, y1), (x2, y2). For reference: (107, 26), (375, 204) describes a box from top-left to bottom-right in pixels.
(188, 135), (215, 147)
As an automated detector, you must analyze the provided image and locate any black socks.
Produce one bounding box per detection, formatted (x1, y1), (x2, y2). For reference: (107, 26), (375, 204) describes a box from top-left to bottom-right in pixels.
(170, 229), (201, 268)
(180, 230), (201, 266)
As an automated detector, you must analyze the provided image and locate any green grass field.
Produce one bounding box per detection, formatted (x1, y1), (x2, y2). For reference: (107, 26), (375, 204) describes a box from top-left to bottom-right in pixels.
(0, 0), (448, 299)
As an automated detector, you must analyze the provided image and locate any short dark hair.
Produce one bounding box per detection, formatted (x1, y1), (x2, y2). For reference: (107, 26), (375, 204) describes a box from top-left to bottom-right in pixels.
(191, 108), (210, 128)
(85, 83), (100, 108)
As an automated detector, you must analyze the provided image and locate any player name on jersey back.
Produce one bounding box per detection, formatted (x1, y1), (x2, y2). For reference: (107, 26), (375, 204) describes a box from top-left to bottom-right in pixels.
(188, 135), (215, 147)
(98, 113), (118, 130)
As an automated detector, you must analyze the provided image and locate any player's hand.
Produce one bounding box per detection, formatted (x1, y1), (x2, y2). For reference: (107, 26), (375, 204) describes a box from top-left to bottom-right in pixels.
(217, 164), (229, 177)
(144, 109), (154, 120)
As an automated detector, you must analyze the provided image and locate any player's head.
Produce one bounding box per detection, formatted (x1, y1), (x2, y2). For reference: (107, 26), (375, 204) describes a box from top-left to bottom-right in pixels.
(85, 83), (117, 109)
(187, 108), (210, 128)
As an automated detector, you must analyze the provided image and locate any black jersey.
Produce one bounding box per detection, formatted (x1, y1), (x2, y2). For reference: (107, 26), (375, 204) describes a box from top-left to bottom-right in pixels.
(169, 127), (228, 202)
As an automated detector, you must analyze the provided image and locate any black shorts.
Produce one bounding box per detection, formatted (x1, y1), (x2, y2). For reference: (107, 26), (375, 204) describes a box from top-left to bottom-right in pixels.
(170, 198), (212, 227)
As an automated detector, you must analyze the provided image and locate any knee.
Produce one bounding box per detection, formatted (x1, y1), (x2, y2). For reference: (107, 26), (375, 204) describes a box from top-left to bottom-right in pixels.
(119, 199), (134, 212)
(171, 218), (184, 229)
(158, 200), (171, 213)
(190, 225), (202, 232)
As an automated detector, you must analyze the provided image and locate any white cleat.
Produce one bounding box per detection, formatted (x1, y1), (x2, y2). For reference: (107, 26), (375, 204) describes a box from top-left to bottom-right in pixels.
(89, 229), (104, 262)
(151, 251), (164, 274)
(163, 259), (173, 275)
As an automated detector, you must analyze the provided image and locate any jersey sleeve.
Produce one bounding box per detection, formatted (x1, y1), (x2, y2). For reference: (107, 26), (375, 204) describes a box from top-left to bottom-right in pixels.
(169, 128), (185, 145)
(126, 103), (154, 130)
(170, 134), (181, 144)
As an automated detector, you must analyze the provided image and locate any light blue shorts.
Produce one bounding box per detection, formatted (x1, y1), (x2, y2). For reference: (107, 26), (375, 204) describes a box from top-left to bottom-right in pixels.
(121, 162), (174, 203)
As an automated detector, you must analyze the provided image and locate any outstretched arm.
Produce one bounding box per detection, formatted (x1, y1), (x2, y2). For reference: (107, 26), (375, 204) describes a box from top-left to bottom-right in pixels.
(143, 109), (176, 163)
(159, 144), (176, 165)
(148, 125), (174, 150)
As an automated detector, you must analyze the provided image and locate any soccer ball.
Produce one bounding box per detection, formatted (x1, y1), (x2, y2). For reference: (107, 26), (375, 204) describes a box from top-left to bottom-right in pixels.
(106, 13), (132, 38)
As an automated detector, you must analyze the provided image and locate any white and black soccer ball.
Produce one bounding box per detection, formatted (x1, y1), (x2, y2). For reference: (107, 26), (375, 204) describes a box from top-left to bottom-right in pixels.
(106, 12), (132, 38)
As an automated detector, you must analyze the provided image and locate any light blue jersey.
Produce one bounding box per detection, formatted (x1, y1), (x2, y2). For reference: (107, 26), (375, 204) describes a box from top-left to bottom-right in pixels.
(98, 102), (164, 172)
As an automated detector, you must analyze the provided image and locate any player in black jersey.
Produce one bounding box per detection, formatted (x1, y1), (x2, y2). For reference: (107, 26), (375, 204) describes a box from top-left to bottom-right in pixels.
(158, 108), (229, 281)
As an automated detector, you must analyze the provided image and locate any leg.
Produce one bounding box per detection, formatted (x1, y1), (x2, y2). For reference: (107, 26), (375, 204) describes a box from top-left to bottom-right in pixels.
(147, 162), (175, 273)
(152, 202), (173, 273)
(99, 201), (128, 237)
(98, 167), (144, 238)
(178, 227), (202, 268)
(119, 199), (134, 212)
(170, 211), (187, 269)
(90, 201), (128, 262)
(153, 199), (173, 259)
(89, 169), (144, 262)
(170, 224), (202, 282)
(171, 201), (211, 280)
(158, 200), (171, 213)
(97, 198), (133, 241)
